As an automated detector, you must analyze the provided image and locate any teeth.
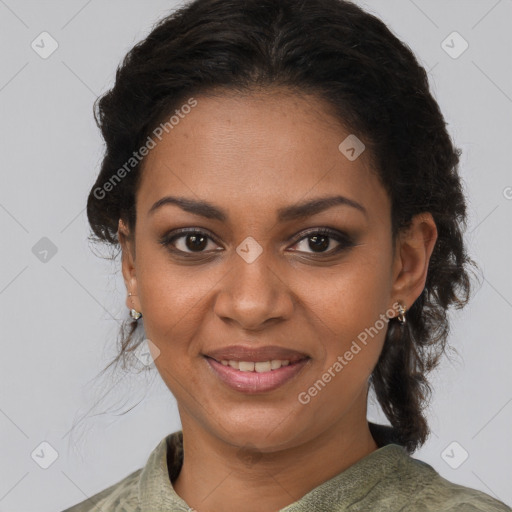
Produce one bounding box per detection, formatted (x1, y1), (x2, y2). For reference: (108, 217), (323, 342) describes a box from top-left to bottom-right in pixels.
(220, 359), (292, 371)
(239, 361), (255, 372)
(254, 361), (271, 372)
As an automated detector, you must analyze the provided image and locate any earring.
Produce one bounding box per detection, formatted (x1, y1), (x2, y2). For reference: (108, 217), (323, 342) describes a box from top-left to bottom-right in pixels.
(397, 302), (407, 325)
(128, 292), (142, 321)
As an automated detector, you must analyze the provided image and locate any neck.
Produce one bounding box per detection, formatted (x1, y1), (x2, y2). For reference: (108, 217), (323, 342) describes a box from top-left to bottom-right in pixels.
(173, 414), (379, 512)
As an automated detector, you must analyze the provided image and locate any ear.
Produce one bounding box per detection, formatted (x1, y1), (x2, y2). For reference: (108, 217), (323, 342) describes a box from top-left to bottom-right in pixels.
(389, 212), (438, 314)
(118, 218), (141, 314)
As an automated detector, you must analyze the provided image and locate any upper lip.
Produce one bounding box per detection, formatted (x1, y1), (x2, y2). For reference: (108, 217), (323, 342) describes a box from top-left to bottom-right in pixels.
(204, 345), (310, 363)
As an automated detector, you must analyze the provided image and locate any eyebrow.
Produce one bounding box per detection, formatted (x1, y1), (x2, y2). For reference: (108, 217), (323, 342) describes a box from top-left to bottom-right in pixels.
(148, 194), (367, 221)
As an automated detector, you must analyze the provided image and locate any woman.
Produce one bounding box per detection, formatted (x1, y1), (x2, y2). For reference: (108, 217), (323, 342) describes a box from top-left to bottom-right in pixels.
(63, 0), (511, 510)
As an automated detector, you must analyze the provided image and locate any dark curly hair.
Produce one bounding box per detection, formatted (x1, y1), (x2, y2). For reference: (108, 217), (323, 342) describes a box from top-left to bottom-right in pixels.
(86, 0), (478, 454)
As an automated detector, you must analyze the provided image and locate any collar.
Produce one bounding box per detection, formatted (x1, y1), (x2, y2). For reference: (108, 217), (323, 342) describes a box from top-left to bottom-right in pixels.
(138, 423), (406, 511)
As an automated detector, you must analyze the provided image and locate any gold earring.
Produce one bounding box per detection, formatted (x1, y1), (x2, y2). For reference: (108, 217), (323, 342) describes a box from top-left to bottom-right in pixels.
(128, 292), (142, 320)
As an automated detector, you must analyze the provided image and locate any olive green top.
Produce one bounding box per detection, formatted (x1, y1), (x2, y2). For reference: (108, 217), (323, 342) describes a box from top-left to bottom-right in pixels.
(62, 423), (511, 511)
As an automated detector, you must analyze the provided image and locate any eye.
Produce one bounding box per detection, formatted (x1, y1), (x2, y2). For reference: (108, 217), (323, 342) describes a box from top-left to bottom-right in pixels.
(159, 229), (221, 254)
(159, 227), (354, 257)
(289, 227), (353, 255)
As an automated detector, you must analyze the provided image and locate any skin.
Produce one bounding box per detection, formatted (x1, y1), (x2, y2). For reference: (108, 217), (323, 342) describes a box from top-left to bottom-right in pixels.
(118, 89), (437, 512)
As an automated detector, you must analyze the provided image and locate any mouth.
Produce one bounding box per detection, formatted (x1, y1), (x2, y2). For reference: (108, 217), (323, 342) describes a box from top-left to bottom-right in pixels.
(204, 354), (311, 394)
(204, 356), (308, 372)
(203, 344), (310, 365)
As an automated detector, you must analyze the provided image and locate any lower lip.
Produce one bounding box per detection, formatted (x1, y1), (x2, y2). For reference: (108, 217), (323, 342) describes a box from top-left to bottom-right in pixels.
(205, 357), (310, 394)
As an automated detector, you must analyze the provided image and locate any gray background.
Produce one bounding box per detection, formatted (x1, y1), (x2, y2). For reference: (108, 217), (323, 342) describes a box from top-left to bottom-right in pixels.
(0, 0), (511, 510)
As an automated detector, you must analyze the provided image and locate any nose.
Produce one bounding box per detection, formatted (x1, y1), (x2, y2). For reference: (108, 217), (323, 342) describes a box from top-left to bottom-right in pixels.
(213, 248), (294, 331)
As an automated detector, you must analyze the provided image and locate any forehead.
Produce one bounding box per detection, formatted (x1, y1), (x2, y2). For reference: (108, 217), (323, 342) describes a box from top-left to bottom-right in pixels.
(136, 90), (388, 222)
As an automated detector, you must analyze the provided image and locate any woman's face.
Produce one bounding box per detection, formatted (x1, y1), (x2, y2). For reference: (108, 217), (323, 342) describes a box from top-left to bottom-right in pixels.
(121, 90), (407, 451)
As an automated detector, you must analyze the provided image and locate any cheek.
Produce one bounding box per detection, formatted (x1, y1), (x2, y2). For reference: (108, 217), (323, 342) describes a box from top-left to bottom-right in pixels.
(299, 254), (392, 331)
(297, 275), (389, 423)
(136, 252), (209, 397)
(296, 251), (392, 376)
(133, 248), (201, 362)
(135, 238), (217, 326)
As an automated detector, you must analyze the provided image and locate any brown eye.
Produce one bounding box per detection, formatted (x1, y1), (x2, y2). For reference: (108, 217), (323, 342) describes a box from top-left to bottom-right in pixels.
(305, 234), (331, 252)
(290, 228), (354, 255)
(160, 229), (221, 254)
(182, 233), (209, 251)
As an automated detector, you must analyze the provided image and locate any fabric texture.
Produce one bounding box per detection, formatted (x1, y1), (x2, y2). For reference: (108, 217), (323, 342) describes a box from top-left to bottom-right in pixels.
(62, 422), (511, 512)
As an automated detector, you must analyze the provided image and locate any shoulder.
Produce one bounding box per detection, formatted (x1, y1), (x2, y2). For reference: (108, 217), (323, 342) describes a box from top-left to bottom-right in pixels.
(60, 431), (184, 512)
(60, 467), (142, 512)
(364, 424), (511, 511)
(391, 448), (511, 511)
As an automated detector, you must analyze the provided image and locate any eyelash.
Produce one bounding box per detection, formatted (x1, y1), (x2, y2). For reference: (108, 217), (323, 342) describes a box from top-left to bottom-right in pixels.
(158, 227), (354, 257)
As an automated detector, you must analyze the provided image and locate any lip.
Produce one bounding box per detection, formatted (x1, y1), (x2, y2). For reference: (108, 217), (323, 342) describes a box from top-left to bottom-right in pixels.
(203, 344), (309, 363)
(205, 356), (311, 394)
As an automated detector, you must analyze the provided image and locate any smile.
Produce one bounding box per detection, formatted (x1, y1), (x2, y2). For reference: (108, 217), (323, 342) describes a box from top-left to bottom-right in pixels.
(204, 356), (310, 393)
(219, 359), (292, 371)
